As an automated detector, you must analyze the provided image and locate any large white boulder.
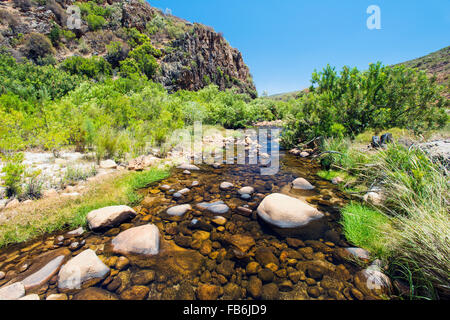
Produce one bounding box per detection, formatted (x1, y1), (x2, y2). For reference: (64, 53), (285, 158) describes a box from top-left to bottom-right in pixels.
(111, 224), (160, 256)
(58, 249), (110, 292)
(257, 193), (326, 238)
(292, 178), (315, 190)
(87, 205), (136, 230)
(0, 282), (25, 300)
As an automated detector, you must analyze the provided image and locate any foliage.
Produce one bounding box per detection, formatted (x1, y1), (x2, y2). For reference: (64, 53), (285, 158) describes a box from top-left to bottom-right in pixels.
(22, 33), (55, 63)
(340, 202), (393, 258)
(62, 165), (97, 186)
(105, 41), (129, 69)
(86, 14), (106, 31)
(0, 152), (25, 197)
(61, 56), (112, 80)
(282, 63), (448, 147)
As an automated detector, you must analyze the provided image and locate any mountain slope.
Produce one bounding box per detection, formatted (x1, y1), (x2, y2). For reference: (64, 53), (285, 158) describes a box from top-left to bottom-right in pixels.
(394, 46), (449, 86)
(0, 0), (256, 97)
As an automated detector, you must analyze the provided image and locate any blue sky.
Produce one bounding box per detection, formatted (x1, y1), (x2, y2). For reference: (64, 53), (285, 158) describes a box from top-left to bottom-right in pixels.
(150, 1), (450, 95)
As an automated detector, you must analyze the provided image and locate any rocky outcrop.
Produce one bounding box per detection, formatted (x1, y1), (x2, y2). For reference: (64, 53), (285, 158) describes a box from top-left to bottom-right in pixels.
(158, 25), (257, 97)
(0, 1), (256, 97)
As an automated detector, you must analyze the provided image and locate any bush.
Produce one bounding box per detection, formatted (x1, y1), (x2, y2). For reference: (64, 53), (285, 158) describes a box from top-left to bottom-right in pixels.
(86, 14), (106, 31)
(282, 63), (448, 147)
(0, 152), (25, 197)
(62, 165), (97, 186)
(22, 33), (56, 63)
(105, 41), (129, 69)
(13, 0), (32, 12)
(61, 56), (112, 80)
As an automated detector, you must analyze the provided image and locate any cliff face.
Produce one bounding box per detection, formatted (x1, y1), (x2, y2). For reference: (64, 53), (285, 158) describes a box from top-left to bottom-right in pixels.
(0, 0), (256, 97)
(158, 25), (256, 97)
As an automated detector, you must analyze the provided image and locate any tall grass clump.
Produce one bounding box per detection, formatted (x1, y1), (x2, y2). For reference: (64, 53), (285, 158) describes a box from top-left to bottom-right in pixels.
(364, 144), (450, 298)
(339, 143), (450, 298)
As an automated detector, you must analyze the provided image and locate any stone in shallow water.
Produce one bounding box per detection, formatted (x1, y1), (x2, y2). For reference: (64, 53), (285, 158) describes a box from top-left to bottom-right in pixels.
(73, 287), (118, 300)
(238, 186), (255, 195)
(292, 178), (315, 190)
(211, 216), (227, 226)
(18, 294), (40, 300)
(220, 182), (234, 190)
(196, 201), (230, 215)
(257, 193), (326, 238)
(0, 282), (25, 300)
(167, 204), (192, 216)
(86, 205), (136, 231)
(66, 227), (85, 237)
(11, 248), (71, 292)
(223, 234), (256, 253)
(177, 163), (200, 171)
(111, 224), (160, 256)
(354, 266), (392, 297)
(240, 194), (251, 201)
(46, 293), (68, 300)
(197, 284), (221, 300)
(58, 249), (110, 292)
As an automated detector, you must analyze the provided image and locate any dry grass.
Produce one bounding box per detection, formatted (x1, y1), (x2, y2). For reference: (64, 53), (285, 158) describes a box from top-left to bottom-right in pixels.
(0, 167), (170, 248)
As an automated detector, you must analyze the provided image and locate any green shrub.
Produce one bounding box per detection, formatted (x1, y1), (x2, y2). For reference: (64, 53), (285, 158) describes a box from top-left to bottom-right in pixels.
(86, 14), (106, 31)
(105, 41), (129, 68)
(282, 63), (448, 147)
(61, 56), (112, 80)
(62, 165), (97, 186)
(0, 152), (25, 197)
(22, 33), (56, 62)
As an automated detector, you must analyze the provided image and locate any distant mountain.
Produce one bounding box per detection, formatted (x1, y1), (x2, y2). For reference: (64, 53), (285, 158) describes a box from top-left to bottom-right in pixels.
(394, 46), (449, 86)
(394, 46), (449, 98)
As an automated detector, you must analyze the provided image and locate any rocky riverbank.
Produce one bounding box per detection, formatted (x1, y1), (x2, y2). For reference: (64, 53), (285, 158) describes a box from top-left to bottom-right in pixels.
(0, 152), (393, 300)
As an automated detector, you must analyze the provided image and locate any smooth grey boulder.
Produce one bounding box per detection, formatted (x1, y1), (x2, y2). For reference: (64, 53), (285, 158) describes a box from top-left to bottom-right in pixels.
(87, 205), (136, 230)
(58, 249), (110, 292)
(111, 224), (160, 256)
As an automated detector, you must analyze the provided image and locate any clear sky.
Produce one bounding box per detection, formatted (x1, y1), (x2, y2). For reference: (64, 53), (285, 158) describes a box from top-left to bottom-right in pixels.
(150, 1), (450, 95)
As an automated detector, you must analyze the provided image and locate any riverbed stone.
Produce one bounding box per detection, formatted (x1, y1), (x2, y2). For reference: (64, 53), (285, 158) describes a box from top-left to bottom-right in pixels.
(216, 260), (235, 277)
(46, 293), (68, 300)
(261, 283), (279, 300)
(197, 283), (221, 300)
(167, 204), (192, 216)
(223, 234), (255, 253)
(73, 287), (119, 300)
(120, 285), (150, 300)
(196, 201), (230, 215)
(19, 294), (40, 300)
(354, 266), (392, 297)
(0, 282), (25, 300)
(111, 224), (160, 256)
(58, 249), (110, 292)
(177, 163), (200, 171)
(131, 270), (155, 285)
(257, 193), (326, 238)
(238, 186), (255, 195)
(87, 205), (137, 231)
(248, 276), (262, 299)
(16, 248), (71, 291)
(292, 178), (315, 190)
(220, 182), (234, 190)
